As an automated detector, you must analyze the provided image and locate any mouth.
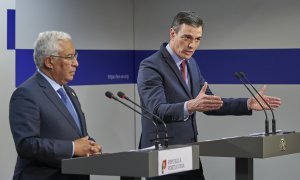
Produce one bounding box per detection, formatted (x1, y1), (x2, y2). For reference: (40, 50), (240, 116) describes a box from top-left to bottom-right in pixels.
(184, 50), (194, 55)
(70, 71), (76, 75)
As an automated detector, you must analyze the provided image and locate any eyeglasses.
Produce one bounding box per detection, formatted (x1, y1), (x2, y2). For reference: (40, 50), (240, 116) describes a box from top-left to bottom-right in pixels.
(50, 51), (78, 61)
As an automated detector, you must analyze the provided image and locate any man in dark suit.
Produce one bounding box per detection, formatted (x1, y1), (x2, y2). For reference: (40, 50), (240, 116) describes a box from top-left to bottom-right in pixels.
(137, 11), (281, 180)
(9, 31), (101, 180)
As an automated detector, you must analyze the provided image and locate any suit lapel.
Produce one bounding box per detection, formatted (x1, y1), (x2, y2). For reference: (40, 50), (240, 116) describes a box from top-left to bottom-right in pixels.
(187, 60), (198, 98)
(160, 45), (193, 98)
(64, 86), (87, 136)
(35, 73), (82, 136)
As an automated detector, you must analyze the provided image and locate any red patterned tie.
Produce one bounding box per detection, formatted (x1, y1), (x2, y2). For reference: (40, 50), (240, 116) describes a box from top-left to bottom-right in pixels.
(180, 60), (187, 81)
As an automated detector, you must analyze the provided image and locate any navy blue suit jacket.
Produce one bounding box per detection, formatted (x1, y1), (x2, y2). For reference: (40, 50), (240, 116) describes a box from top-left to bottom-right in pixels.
(9, 72), (89, 180)
(137, 43), (252, 148)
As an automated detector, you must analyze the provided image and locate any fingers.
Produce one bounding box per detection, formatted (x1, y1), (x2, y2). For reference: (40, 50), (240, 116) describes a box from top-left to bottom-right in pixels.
(250, 94), (282, 111)
(89, 142), (102, 154)
(188, 82), (223, 112)
(202, 94), (222, 101)
(264, 96), (282, 109)
(202, 97), (223, 111)
(74, 137), (102, 157)
(86, 145), (101, 157)
(199, 82), (208, 95)
(265, 96), (281, 102)
(196, 82), (221, 101)
(89, 140), (96, 146)
(259, 85), (267, 95)
(89, 140), (102, 152)
(188, 94), (223, 112)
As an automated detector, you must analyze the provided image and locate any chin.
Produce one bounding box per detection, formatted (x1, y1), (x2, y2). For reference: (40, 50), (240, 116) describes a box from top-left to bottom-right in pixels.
(65, 77), (73, 83)
(183, 55), (191, 59)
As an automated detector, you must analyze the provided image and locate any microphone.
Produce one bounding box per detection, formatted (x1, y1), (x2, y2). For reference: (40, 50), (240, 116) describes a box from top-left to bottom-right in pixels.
(234, 72), (270, 135)
(238, 72), (277, 134)
(105, 91), (160, 149)
(117, 91), (169, 148)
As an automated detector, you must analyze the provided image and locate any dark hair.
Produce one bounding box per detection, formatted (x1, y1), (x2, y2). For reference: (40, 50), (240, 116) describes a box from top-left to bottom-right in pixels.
(171, 11), (203, 32)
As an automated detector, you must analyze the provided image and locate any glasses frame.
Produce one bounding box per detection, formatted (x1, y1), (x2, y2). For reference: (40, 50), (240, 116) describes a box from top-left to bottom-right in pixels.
(50, 51), (78, 61)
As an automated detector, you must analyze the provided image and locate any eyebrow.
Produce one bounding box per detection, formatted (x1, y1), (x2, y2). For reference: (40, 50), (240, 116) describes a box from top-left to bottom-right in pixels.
(182, 34), (202, 39)
(65, 52), (76, 56)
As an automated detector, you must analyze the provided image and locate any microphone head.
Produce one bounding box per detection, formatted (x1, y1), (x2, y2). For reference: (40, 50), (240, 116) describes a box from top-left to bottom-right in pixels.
(234, 72), (241, 79)
(239, 71), (246, 78)
(117, 91), (126, 99)
(105, 91), (114, 99)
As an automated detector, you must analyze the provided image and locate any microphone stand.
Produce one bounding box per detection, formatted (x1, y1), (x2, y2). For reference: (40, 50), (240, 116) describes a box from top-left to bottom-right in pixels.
(117, 91), (169, 148)
(105, 91), (160, 149)
(234, 72), (269, 135)
(239, 72), (277, 134)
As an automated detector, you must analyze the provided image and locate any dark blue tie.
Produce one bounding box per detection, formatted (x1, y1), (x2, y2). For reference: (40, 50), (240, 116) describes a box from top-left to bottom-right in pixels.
(57, 88), (82, 133)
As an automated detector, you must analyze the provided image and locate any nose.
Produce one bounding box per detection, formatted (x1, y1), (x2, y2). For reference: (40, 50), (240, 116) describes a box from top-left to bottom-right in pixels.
(72, 58), (79, 67)
(188, 40), (200, 49)
(188, 41), (196, 49)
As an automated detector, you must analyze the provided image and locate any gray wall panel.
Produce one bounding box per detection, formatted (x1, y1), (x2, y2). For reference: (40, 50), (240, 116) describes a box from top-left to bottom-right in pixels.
(16, 0), (134, 49)
(1, 0), (299, 180)
(0, 1), (17, 179)
(134, 0), (300, 50)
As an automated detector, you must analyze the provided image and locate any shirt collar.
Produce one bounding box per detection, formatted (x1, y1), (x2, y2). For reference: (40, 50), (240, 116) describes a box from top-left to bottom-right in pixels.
(37, 68), (63, 92)
(166, 43), (187, 68)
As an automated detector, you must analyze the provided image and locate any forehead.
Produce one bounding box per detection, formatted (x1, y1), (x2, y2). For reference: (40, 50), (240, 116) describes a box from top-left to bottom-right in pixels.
(177, 24), (203, 36)
(57, 39), (75, 53)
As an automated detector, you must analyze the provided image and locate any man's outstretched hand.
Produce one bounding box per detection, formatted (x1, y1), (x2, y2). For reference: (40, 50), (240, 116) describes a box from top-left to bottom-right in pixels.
(248, 85), (282, 111)
(187, 82), (223, 113)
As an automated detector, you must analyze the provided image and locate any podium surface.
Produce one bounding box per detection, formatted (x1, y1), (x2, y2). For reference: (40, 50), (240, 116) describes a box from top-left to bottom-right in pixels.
(194, 131), (300, 180)
(62, 144), (199, 179)
(62, 132), (300, 180)
(196, 131), (300, 158)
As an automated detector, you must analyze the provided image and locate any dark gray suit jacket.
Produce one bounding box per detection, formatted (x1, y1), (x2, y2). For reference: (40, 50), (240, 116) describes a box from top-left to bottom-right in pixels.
(137, 43), (252, 148)
(9, 72), (89, 180)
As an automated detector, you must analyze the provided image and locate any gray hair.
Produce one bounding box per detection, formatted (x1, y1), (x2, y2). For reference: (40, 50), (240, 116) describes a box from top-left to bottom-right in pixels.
(33, 31), (72, 68)
(171, 11), (203, 33)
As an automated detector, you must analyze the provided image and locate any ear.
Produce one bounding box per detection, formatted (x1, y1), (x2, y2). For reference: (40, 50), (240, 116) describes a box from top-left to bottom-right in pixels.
(44, 56), (54, 69)
(170, 28), (176, 40)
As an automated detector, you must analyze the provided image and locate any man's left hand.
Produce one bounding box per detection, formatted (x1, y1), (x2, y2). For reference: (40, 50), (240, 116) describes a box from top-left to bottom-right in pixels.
(248, 85), (282, 111)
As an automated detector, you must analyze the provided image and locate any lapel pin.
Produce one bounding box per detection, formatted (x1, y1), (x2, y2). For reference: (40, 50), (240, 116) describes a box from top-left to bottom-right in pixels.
(72, 92), (76, 96)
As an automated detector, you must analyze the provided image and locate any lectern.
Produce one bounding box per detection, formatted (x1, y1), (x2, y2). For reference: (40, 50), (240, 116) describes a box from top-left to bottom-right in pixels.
(194, 131), (300, 180)
(62, 144), (200, 180)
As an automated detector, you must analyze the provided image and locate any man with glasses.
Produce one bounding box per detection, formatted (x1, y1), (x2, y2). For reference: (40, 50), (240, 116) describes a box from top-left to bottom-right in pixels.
(9, 31), (101, 180)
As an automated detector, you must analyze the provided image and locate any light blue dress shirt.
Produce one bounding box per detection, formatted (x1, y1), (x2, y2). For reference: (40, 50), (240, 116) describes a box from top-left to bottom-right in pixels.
(166, 44), (191, 121)
(37, 69), (76, 156)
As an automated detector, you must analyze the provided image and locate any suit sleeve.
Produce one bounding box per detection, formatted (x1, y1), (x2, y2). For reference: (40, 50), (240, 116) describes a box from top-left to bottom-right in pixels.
(137, 61), (185, 122)
(204, 98), (252, 116)
(192, 60), (252, 116)
(9, 87), (73, 168)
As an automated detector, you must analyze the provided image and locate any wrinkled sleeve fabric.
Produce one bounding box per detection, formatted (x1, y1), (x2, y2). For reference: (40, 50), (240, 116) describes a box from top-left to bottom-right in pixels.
(9, 87), (73, 168)
(137, 60), (186, 123)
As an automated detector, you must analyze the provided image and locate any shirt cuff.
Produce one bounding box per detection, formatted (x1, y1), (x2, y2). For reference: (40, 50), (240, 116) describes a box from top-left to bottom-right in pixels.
(247, 98), (251, 110)
(72, 141), (75, 157)
(183, 101), (190, 121)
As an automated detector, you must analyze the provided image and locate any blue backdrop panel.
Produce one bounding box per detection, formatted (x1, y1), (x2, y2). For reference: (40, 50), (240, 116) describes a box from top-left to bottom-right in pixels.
(135, 49), (300, 84)
(193, 49), (300, 84)
(16, 49), (300, 86)
(15, 49), (134, 86)
(7, 9), (15, 49)
(9, 9), (300, 86)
